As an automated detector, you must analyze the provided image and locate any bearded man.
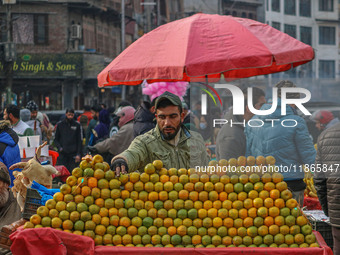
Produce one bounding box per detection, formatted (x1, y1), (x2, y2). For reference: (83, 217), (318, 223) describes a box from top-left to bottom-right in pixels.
(0, 162), (21, 228)
(54, 109), (82, 171)
(111, 92), (209, 176)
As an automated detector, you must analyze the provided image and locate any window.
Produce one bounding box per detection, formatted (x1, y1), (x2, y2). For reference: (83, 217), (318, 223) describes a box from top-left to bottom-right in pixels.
(300, 26), (312, 45)
(319, 0), (333, 11)
(299, 62), (313, 78)
(284, 24), (296, 38)
(12, 14), (48, 45)
(34, 15), (48, 45)
(242, 12), (247, 18)
(300, 0), (311, 17)
(284, 0), (296, 15)
(248, 13), (253, 19)
(319, 60), (335, 78)
(272, 21), (281, 30)
(266, 0), (269, 11)
(232, 11), (237, 16)
(272, 0), (280, 12)
(319, 26), (335, 45)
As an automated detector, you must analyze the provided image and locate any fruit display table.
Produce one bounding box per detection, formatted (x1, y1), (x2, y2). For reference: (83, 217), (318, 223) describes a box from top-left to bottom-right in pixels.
(9, 228), (332, 255)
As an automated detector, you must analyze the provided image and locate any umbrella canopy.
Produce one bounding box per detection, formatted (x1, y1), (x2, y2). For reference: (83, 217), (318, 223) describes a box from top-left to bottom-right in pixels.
(98, 13), (314, 87)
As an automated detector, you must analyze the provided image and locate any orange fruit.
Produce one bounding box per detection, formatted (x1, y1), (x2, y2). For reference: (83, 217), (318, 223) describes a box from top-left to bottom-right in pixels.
(153, 160), (163, 170)
(286, 199), (298, 209)
(129, 172), (140, 183)
(53, 192), (64, 202)
(272, 173), (284, 183)
(264, 216), (274, 227)
(243, 217), (253, 228)
(81, 186), (91, 197)
(264, 198), (274, 208)
(274, 198), (285, 209)
(145, 163), (156, 174)
(255, 156), (266, 166)
(269, 189), (280, 199)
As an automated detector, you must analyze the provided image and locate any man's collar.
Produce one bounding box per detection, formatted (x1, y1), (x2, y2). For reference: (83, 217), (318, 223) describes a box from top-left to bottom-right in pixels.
(12, 119), (20, 127)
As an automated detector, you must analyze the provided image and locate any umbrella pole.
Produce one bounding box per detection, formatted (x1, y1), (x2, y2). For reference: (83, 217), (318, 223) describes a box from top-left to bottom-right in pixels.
(205, 75), (215, 144)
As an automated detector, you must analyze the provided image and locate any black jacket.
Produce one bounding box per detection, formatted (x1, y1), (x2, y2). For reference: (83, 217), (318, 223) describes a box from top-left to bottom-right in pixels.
(54, 119), (82, 155)
(133, 102), (156, 137)
(314, 122), (340, 227)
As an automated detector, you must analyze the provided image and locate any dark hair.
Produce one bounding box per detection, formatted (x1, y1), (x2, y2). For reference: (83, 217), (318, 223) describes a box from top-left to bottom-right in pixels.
(65, 108), (75, 114)
(5, 104), (20, 119)
(84, 105), (91, 111)
(91, 105), (102, 113)
(242, 87), (265, 108)
(100, 103), (107, 109)
(157, 99), (182, 113)
(119, 100), (132, 107)
(275, 80), (300, 99)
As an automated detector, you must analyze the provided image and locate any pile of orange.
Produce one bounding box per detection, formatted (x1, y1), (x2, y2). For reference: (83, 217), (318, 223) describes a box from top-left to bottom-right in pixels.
(26, 155), (319, 248)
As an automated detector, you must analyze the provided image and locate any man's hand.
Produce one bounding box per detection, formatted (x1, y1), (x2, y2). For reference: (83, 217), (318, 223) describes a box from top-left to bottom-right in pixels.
(111, 158), (128, 177)
(87, 146), (98, 155)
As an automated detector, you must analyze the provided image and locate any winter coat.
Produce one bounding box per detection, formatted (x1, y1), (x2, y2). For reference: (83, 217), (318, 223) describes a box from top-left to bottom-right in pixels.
(0, 189), (22, 228)
(216, 110), (246, 160)
(133, 102), (156, 137)
(113, 125), (209, 172)
(314, 123), (340, 227)
(0, 121), (21, 185)
(54, 119), (82, 155)
(95, 122), (135, 156)
(92, 110), (110, 145)
(245, 100), (316, 182)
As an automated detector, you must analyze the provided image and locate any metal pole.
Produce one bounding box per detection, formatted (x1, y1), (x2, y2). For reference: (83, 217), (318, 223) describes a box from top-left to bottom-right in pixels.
(218, 0), (222, 15)
(121, 0), (126, 100)
(157, 0), (160, 26)
(5, 4), (13, 105)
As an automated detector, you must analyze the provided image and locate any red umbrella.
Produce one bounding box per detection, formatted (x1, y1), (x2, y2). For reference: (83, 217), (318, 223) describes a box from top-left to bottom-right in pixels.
(98, 13), (314, 87)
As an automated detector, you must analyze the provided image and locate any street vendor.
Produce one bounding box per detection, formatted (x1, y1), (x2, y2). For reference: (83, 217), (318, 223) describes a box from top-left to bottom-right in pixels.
(0, 162), (21, 228)
(111, 91), (209, 176)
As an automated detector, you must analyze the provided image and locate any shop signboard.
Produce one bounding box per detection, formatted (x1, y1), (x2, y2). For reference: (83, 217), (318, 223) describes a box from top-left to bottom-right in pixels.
(0, 53), (82, 78)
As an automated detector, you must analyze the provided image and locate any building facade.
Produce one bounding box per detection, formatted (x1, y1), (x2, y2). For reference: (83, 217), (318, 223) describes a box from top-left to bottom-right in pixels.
(263, 0), (340, 101)
(0, 0), (139, 110)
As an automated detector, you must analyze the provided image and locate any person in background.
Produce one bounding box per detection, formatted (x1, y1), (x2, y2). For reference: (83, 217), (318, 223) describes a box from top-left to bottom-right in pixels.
(216, 87), (266, 160)
(77, 105), (92, 143)
(0, 121), (21, 185)
(100, 103), (107, 109)
(0, 162), (21, 228)
(26, 101), (44, 141)
(88, 106), (136, 162)
(245, 80), (316, 207)
(314, 122), (340, 255)
(89, 109), (110, 145)
(4, 105), (34, 137)
(111, 92), (209, 175)
(182, 102), (199, 131)
(86, 105), (101, 146)
(310, 110), (340, 132)
(54, 109), (82, 171)
(36, 111), (53, 142)
(133, 99), (156, 137)
(77, 105), (93, 124)
(20, 109), (42, 143)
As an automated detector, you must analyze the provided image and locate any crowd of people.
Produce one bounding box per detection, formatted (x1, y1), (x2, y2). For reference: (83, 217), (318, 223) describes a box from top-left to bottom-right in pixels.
(1, 81), (340, 252)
